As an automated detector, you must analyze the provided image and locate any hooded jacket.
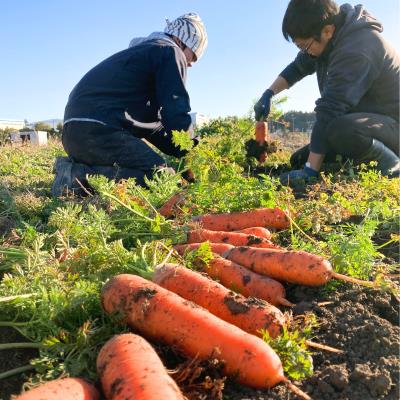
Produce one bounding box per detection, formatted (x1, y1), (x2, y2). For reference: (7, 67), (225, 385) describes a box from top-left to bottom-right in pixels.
(64, 32), (192, 137)
(280, 3), (400, 154)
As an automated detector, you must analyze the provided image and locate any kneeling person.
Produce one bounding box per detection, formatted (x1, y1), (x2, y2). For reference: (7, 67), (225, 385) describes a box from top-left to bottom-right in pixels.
(52, 13), (207, 196)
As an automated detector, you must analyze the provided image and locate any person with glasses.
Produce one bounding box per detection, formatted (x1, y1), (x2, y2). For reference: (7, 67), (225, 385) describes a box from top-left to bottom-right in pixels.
(51, 13), (207, 197)
(254, 0), (399, 185)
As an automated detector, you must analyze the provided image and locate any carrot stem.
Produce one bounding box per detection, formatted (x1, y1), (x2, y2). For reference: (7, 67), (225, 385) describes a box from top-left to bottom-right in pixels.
(101, 191), (154, 222)
(284, 378), (312, 400)
(0, 365), (35, 380)
(287, 214), (319, 245)
(305, 340), (343, 354)
(0, 342), (42, 350)
(331, 272), (375, 287)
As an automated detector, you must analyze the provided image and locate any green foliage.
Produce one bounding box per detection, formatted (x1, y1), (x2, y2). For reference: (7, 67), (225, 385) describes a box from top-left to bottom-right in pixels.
(324, 219), (384, 279)
(172, 129), (195, 152)
(262, 323), (314, 381)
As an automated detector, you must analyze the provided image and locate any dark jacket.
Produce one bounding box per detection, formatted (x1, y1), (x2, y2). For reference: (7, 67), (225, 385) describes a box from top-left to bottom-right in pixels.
(280, 3), (400, 154)
(64, 33), (192, 136)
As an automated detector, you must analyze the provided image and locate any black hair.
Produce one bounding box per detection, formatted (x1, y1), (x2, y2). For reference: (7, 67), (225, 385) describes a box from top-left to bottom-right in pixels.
(282, 0), (340, 41)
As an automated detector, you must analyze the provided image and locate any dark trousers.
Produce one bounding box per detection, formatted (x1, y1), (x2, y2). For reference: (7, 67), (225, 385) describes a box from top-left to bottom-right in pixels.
(291, 113), (399, 167)
(62, 121), (186, 186)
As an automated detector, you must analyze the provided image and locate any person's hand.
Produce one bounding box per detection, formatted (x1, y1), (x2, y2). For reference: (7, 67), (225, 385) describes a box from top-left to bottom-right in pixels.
(279, 165), (319, 186)
(254, 89), (274, 121)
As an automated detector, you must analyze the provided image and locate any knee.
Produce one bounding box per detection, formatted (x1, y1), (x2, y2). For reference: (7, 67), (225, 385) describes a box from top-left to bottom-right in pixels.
(326, 116), (368, 155)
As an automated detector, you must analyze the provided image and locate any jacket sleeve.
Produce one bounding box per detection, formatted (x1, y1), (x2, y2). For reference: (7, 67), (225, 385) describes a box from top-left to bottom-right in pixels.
(280, 52), (317, 87)
(310, 52), (381, 154)
(152, 46), (193, 135)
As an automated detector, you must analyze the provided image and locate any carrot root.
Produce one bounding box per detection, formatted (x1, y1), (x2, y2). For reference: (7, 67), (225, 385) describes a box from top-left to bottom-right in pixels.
(305, 340), (344, 354)
(331, 272), (375, 287)
(277, 297), (294, 307)
(284, 378), (312, 400)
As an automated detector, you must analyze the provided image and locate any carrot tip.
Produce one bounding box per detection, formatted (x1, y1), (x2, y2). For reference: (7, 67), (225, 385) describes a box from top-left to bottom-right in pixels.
(331, 272), (375, 287)
(278, 297), (294, 307)
(305, 340), (344, 354)
(284, 379), (312, 400)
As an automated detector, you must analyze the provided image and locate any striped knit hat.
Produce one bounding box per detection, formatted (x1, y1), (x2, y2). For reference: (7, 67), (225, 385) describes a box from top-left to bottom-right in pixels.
(164, 13), (208, 61)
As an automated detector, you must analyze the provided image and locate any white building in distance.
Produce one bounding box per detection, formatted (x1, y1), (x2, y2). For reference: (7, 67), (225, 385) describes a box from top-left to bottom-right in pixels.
(0, 119), (25, 130)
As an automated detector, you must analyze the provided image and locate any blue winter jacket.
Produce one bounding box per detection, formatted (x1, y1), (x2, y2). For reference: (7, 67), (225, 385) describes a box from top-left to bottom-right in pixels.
(64, 33), (192, 136)
(280, 4), (400, 154)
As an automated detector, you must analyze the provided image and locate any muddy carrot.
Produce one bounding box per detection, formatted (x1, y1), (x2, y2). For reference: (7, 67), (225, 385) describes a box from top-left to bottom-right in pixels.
(234, 227), (272, 240)
(101, 274), (285, 389)
(255, 121), (269, 163)
(224, 246), (332, 286)
(192, 207), (291, 231)
(158, 192), (185, 218)
(15, 378), (99, 400)
(97, 333), (184, 399)
(153, 263), (285, 338)
(186, 229), (283, 249)
(202, 254), (292, 307)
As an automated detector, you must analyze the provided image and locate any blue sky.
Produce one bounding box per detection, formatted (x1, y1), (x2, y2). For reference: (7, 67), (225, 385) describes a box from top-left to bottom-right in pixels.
(2, 0), (399, 122)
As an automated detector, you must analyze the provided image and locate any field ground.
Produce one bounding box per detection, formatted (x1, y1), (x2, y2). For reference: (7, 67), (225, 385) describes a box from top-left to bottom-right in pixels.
(0, 125), (399, 399)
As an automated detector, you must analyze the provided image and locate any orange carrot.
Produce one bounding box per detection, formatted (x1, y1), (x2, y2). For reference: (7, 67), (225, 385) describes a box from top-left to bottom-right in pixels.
(203, 254), (292, 307)
(153, 263), (285, 338)
(97, 333), (184, 399)
(15, 378), (99, 400)
(158, 192), (185, 218)
(186, 228), (283, 249)
(174, 242), (233, 256)
(224, 246), (333, 286)
(255, 121), (269, 144)
(234, 227), (272, 240)
(255, 121), (269, 163)
(101, 274), (285, 389)
(192, 207), (291, 231)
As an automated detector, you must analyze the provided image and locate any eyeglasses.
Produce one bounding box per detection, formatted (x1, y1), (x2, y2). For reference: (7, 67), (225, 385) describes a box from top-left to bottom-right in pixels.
(296, 38), (315, 53)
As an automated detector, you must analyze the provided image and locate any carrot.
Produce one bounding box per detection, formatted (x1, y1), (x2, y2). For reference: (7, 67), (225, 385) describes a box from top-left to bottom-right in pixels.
(224, 246), (333, 286)
(153, 263), (285, 338)
(186, 228), (283, 249)
(174, 242), (233, 256)
(101, 274), (285, 389)
(255, 121), (269, 145)
(192, 207), (291, 231)
(15, 378), (99, 400)
(234, 227), (272, 240)
(97, 333), (184, 399)
(255, 121), (269, 163)
(202, 254), (292, 307)
(158, 192), (185, 218)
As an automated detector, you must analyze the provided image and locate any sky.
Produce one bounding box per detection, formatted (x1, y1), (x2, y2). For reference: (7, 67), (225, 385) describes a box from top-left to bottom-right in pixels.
(1, 0), (399, 122)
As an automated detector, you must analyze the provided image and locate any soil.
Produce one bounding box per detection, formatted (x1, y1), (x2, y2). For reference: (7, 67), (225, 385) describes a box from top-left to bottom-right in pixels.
(2, 281), (398, 400)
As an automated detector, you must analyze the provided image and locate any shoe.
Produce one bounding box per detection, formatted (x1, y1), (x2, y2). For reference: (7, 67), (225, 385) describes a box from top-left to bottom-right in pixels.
(51, 157), (92, 197)
(51, 157), (74, 197)
(356, 139), (400, 177)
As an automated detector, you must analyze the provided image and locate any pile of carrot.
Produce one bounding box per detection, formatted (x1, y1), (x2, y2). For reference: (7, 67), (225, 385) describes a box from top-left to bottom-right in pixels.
(19, 205), (356, 399)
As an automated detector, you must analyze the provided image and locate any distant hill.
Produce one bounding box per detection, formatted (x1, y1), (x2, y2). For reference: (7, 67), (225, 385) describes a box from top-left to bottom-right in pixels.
(26, 119), (63, 129)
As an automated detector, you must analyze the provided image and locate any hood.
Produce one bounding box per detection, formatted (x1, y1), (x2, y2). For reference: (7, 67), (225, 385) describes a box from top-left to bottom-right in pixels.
(128, 31), (178, 49)
(334, 3), (383, 43)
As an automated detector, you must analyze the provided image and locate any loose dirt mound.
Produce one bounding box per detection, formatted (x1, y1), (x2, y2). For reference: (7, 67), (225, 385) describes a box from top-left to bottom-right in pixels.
(224, 283), (399, 400)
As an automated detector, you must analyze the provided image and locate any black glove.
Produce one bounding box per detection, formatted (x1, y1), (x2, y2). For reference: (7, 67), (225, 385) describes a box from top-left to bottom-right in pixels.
(254, 89), (274, 121)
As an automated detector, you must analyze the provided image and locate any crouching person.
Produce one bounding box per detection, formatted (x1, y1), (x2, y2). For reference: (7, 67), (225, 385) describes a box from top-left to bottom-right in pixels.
(51, 13), (207, 196)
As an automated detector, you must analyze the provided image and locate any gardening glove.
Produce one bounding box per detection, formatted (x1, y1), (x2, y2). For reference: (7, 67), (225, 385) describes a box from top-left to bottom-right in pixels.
(279, 165), (319, 186)
(254, 89), (274, 121)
